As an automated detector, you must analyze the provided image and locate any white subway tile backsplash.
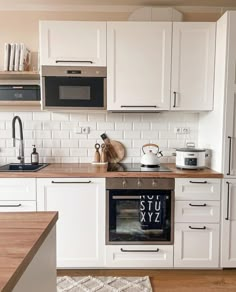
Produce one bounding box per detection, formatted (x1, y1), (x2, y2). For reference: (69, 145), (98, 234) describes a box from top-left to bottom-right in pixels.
(0, 122), (5, 129)
(34, 130), (51, 139)
(0, 111), (199, 163)
(52, 148), (69, 157)
(124, 131), (141, 139)
(61, 139), (78, 148)
(115, 122), (132, 130)
(52, 130), (69, 139)
(133, 122), (150, 130)
(43, 121), (61, 130)
(24, 121), (42, 130)
(70, 113), (88, 121)
(88, 113), (106, 121)
(33, 112), (51, 120)
(43, 139), (60, 148)
(97, 122), (114, 130)
(0, 113), (13, 120)
(52, 112), (69, 121)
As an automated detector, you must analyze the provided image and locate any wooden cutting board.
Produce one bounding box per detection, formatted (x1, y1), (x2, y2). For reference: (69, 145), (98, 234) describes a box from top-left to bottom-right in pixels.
(100, 133), (125, 163)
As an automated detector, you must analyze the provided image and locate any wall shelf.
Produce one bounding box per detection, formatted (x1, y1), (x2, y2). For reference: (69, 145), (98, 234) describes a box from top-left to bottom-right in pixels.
(0, 71), (39, 80)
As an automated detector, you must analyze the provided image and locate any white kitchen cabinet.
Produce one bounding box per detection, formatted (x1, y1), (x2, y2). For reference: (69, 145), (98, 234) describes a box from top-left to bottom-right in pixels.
(105, 245), (173, 268)
(221, 14), (236, 177)
(0, 178), (36, 212)
(174, 178), (220, 268)
(174, 223), (220, 268)
(39, 21), (106, 66)
(37, 177), (105, 268)
(171, 22), (216, 110)
(107, 22), (172, 111)
(221, 179), (236, 267)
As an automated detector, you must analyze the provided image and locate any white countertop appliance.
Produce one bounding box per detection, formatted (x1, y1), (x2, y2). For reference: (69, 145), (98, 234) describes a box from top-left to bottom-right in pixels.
(176, 148), (206, 169)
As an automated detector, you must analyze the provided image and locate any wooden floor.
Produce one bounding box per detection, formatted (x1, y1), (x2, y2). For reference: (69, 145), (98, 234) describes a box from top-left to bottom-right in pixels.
(57, 269), (236, 292)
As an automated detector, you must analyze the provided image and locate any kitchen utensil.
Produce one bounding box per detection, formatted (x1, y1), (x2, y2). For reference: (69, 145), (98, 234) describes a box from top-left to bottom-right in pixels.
(100, 133), (125, 163)
(100, 143), (108, 163)
(94, 143), (101, 163)
(176, 147), (207, 169)
(141, 143), (163, 167)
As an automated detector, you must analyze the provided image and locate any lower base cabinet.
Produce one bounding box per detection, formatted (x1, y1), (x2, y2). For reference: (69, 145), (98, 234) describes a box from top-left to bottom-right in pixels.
(37, 178), (105, 268)
(105, 245), (173, 268)
(174, 223), (220, 268)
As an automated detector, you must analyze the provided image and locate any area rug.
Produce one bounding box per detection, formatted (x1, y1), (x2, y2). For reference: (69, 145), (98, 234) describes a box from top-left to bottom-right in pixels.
(57, 275), (153, 292)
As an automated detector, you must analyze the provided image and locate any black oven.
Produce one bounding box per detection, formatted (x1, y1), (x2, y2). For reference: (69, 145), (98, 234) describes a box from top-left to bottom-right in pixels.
(41, 65), (106, 110)
(106, 178), (174, 245)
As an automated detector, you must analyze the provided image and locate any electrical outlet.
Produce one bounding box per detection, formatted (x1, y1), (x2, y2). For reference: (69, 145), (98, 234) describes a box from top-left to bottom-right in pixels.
(81, 127), (90, 134)
(182, 127), (190, 134)
(174, 127), (182, 134)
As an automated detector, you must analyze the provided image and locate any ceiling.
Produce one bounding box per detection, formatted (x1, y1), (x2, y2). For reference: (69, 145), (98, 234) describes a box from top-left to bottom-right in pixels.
(1, 0), (236, 6)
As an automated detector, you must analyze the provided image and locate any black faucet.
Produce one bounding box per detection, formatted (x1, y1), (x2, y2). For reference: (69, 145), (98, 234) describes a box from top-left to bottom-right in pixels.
(12, 116), (24, 164)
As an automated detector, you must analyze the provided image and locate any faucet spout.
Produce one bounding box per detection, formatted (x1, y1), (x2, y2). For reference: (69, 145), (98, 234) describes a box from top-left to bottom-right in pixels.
(12, 116), (24, 164)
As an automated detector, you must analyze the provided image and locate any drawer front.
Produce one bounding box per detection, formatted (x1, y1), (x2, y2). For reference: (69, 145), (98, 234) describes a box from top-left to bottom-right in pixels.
(175, 201), (220, 223)
(0, 178), (36, 200)
(175, 178), (221, 200)
(105, 245), (173, 268)
(0, 201), (36, 212)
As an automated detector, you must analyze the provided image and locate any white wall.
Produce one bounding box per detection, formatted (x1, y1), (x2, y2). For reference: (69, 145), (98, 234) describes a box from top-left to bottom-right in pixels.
(0, 111), (198, 164)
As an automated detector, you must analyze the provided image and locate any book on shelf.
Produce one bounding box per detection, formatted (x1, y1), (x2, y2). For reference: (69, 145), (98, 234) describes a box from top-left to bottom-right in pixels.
(14, 43), (20, 71)
(9, 43), (15, 71)
(3, 43), (10, 71)
(19, 43), (31, 72)
(3, 42), (31, 72)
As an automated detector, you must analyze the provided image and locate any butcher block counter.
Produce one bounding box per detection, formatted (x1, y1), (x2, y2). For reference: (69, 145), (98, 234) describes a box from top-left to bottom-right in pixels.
(0, 212), (58, 292)
(0, 163), (223, 178)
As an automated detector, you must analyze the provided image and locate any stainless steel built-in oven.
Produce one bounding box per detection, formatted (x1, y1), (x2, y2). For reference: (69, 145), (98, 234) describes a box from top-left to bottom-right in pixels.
(106, 178), (174, 245)
(41, 65), (106, 110)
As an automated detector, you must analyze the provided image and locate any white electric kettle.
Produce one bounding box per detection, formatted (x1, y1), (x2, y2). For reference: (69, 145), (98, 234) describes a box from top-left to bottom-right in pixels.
(141, 144), (163, 166)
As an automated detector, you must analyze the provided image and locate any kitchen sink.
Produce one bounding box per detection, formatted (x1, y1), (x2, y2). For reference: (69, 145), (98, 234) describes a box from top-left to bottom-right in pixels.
(0, 163), (49, 172)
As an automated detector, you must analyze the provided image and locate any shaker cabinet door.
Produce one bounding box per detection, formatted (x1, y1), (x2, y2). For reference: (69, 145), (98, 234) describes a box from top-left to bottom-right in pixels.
(107, 22), (172, 111)
(171, 22), (216, 110)
(37, 178), (106, 268)
(39, 21), (106, 66)
(221, 179), (236, 267)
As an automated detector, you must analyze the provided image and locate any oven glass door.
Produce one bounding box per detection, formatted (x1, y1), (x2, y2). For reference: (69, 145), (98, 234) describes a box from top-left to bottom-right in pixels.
(108, 189), (172, 243)
(44, 76), (105, 107)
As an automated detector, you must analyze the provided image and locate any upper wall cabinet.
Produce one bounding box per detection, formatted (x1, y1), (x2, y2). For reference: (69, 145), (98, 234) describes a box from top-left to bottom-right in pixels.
(171, 22), (216, 111)
(39, 21), (106, 66)
(107, 22), (172, 111)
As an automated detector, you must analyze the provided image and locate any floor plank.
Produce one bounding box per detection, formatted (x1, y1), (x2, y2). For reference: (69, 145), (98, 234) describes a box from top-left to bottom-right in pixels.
(57, 269), (236, 292)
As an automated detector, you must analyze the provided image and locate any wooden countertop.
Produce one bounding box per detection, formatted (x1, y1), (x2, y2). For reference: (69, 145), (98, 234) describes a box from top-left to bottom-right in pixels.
(0, 163), (223, 178)
(0, 212), (58, 292)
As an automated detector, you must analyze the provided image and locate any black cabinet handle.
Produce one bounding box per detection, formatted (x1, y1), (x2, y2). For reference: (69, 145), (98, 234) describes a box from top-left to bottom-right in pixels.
(227, 136), (232, 175)
(173, 91), (177, 107)
(0, 204), (22, 207)
(225, 181), (230, 220)
(189, 226), (206, 230)
(189, 203), (207, 207)
(189, 181), (207, 184)
(51, 181), (91, 184)
(55, 60), (93, 64)
(120, 105), (158, 108)
(120, 248), (159, 253)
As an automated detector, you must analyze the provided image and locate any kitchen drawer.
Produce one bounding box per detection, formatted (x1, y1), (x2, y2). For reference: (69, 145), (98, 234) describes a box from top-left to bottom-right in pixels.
(105, 245), (173, 268)
(0, 178), (36, 201)
(175, 178), (221, 201)
(0, 201), (36, 212)
(175, 200), (220, 223)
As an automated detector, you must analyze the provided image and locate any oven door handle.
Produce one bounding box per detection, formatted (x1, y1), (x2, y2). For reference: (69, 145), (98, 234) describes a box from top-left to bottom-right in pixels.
(120, 248), (159, 253)
(112, 196), (140, 200)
